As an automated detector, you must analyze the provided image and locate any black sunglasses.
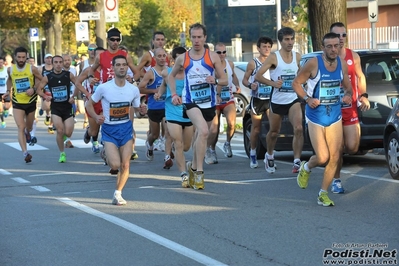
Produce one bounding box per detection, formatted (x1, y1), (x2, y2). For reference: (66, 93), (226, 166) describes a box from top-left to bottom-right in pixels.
(216, 51), (226, 54)
(109, 38), (121, 42)
(337, 33), (347, 37)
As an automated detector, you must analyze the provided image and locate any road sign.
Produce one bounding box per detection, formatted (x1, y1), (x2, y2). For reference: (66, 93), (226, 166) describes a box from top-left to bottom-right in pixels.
(228, 0), (275, 7)
(75, 22), (89, 42)
(368, 0), (378, 23)
(29, 28), (39, 42)
(79, 12), (100, 21)
(104, 0), (119, 22)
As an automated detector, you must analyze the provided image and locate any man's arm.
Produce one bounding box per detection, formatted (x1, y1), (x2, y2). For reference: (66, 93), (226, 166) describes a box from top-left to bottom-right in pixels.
(5, 68), (12, 96)
(88, 54), (100, 82)
(70, 73), (85, 99)
(169, 54), (184, 105)
(352, 51), (369, 111)
(85, 91), (104, 125)
(211, 52), (227, 89)
(138, 70), (155, 94)
(35, 76), (50, 100)
(340, 58), (353, 104)
(255, 53), (282, 88)
(229, 60), (241, 93)
(242, 60), (258, 91)
(137, 52), (151, 79)
(75, 68), (93, 97)
(292, 57), (315, 100)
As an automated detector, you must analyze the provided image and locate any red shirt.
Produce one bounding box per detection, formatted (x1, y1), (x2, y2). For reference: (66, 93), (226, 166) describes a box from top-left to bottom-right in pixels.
(99, 50), (128, 83)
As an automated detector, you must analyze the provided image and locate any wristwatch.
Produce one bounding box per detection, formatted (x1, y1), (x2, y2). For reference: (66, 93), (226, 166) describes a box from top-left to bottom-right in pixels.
(88, 75), (94, 79)
(215, 79), (219, 85)
(303, 95), (309, 102)
(360, 93), (368, 98)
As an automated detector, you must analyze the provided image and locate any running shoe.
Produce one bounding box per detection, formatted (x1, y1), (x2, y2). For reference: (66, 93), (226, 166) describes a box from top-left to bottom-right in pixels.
(181, 172), (190, 188)
(91, 141), (100, 153)
(48, 127), (54, 134)
(29, 136), (37, 146)
(317, 191), (335, 207)
(297, 161), (311, 189)
(24, 129), (31, 144)
(223, 142), (233, 158)
(44, 116), (51, 126)
(83, 127), (91, 144)
(64, 140), (74, 148)
(130, 151), (139, 160)
(109, 169), (119, 175)
(250, 155), (258, 169)
(264, 157), (276, 173)
(146, 141), (154, 161)
(211, 150), (218, 164)
(4, 110), (9, 118)
(24, 153), (32, 163)
(193, 171), (205, 190)
(59, 152), (66, 163)
(163, 155), (173, 169)
(112, 194), (127, 205)
(292, 161), (301, 173)
(186, 161), (195, 188)
(205, 148), (214, 165)
(331, 179), (345, 194)
(1, 122), (6, 128)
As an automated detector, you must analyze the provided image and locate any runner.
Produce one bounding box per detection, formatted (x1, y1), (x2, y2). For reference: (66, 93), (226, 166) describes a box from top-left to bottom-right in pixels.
(38, 53), (55, 134)
(4, 47), (43, 163)
(0, 57), (10, 128)
(85, 55), (146, 205)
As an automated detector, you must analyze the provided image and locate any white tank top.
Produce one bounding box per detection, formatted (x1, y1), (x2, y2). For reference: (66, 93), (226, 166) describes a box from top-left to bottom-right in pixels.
(251, 58), (272, 100)
(270, 50), (298, 104)
(0, 67), (8, 94)
(219, 59), (234, 104)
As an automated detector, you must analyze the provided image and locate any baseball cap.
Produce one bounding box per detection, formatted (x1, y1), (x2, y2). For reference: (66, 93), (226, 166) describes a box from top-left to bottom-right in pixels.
(107, 28), (121, 39)
(44, 53), (53, 59)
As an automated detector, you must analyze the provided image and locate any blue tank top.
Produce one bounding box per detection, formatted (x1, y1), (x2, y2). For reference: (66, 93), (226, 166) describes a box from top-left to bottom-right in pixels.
(147, 67), (165, 110)
(305, 55), (343, 127)
(165, 67), (191, 123)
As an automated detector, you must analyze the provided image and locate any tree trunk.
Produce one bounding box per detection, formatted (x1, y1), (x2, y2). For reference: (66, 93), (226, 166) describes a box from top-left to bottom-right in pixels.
(53, 12), (63, 55)
(95, 0), (106, 48)
(46, 19), (55, 56)
(308, 0), (347, 51)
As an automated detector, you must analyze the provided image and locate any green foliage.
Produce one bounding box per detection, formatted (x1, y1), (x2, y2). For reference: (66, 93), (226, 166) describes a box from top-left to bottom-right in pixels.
(293, 0), (310, 34)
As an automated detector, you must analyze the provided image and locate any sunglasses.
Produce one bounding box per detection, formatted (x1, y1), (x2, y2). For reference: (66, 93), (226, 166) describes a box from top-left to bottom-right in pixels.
(337, 33), (347, 37)
(109, 38), (121, 42)
(88, 48), (96, 51)
(216, 51), (226, 54)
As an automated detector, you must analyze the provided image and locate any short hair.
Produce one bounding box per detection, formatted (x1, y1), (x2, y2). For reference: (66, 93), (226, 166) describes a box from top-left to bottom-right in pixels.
(95, 47), (105, 53)
(119, 45), (128, 52)
(153, 31), (165, 40)
(112, 55), (127, 66)
(330, 22), (346, 32)
(14, 47), (28, 56)
(0, 57), (5, 61)
(107, 28), (121, 39)
(171, 47), (186, 60)
(322, 33), (340, 46)
(277, 27), (295, 42)
(154, 47), (166, 56)
(52, 55), (63, 63)
(189, 22), (207, 37)
(257, 36), (273, 48)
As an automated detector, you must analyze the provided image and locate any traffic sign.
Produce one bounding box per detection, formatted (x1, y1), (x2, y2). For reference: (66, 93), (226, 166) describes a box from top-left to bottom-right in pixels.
(104, 0), (119, 22)
(368, 0), (378, 23)
(75, 22), (89, 41)
(79, 12), (100, 21)
(29, 28), (39, 42)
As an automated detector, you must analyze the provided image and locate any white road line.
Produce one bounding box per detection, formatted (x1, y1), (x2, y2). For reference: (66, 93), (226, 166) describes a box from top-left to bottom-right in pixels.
(4, 142), (48, 151)
(350, 173), (399, 183)
(58, 198), (228, 266)
(11, 177), (30, 184)
(0, 169), (12, 175)
(64, 192), (82, 195)
(226, 177), (297, 184)
(31, 186), (51, 192)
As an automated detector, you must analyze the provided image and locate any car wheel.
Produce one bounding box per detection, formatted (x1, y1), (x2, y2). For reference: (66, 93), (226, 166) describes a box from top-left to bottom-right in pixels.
(234, 94), (248, 117)
(243, 118), (266, 159)
(386, 131), (399, 180)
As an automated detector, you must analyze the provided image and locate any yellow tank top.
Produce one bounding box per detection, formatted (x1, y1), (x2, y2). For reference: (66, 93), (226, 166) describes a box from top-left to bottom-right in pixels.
(10, 64), (36, 104)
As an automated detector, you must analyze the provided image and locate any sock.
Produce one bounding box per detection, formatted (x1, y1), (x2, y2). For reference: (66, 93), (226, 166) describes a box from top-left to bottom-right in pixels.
(210, 148), (215, 152)
(92, 141), (98, 146)
(31, 120), (37, 137)
(319, 189), (327, 196)
(250, 149), (256, 156)
(294, 158), (301, 164)
(23, 151), (28, 157)
(114, 190), (121, 196)
(196, 171), (203, 174)
(0, 112), (3, 122)
(304, 162), (310, 172)
(165, 154), (170, 160)
(180, 172), (187, 177)
(266, 153), (274, 159)
(191, 167), (197, 172)
(92, 133), (98, 142)
(225, 141), (230, 145)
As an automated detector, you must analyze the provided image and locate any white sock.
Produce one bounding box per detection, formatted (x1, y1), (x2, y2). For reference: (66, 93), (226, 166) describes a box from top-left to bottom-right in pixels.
(304, 162), (310, 172)
(266, 153), (274, 159)
(30, 120), (37, 137)
(114, 190), (121, 196)
(319, 189), (327, 196)
(294, 158), (301, 164)
(250, 149), (256, 156)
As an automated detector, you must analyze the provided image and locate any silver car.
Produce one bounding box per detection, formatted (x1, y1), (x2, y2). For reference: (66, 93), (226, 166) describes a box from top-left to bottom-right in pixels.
(233, 62), (251, 117)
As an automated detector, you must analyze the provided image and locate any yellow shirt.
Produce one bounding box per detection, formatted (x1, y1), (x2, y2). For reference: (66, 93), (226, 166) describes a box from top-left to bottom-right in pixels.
(10, 64), (36, 104)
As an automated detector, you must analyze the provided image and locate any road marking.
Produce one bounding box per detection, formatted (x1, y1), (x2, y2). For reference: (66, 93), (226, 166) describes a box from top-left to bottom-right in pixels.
(58, 198), (228, 266)
(226, 177), (297, 183)
(0, 169), (12, 175)
(11, 177), (30, 183)
(31, 186), (51, 192)
(4, 142), (48, 151)
(350, 173), (399, 183)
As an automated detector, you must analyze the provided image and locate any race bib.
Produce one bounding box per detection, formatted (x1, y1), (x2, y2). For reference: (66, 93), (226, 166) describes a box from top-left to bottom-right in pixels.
(52, 85), (68, 102)
(190, 83), (211, 104)
(319, 80), (340, 105)
(340, 87), (352, 109)
(279, 74), (295, 92)
(15, 77), (30, 93)
(109, 102), (130, 122)
(220, 86), (231, 103)
(0, 78), (5, 87)
(258, 84), (272, 99)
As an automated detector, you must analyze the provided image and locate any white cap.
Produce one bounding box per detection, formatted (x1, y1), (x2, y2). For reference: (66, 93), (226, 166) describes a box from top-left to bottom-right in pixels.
(44, 53), (53, 59)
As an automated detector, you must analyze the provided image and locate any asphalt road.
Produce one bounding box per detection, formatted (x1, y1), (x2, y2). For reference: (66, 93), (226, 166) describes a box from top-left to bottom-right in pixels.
(0, 114), (398, 266)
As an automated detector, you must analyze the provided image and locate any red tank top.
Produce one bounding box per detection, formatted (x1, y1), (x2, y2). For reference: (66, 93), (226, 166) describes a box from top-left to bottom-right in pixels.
(99, 50), (128, 83)
(344, 48), (358, 98)
(85, 70), (101, 94)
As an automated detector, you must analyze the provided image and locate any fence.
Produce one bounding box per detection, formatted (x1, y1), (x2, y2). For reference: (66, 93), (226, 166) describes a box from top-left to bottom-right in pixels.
(348, 26), (399, 49)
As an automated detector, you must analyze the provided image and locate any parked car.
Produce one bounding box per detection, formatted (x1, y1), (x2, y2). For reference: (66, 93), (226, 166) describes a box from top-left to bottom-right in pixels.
(233, 62), (251, 117)
(243, 50), (399, 159)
